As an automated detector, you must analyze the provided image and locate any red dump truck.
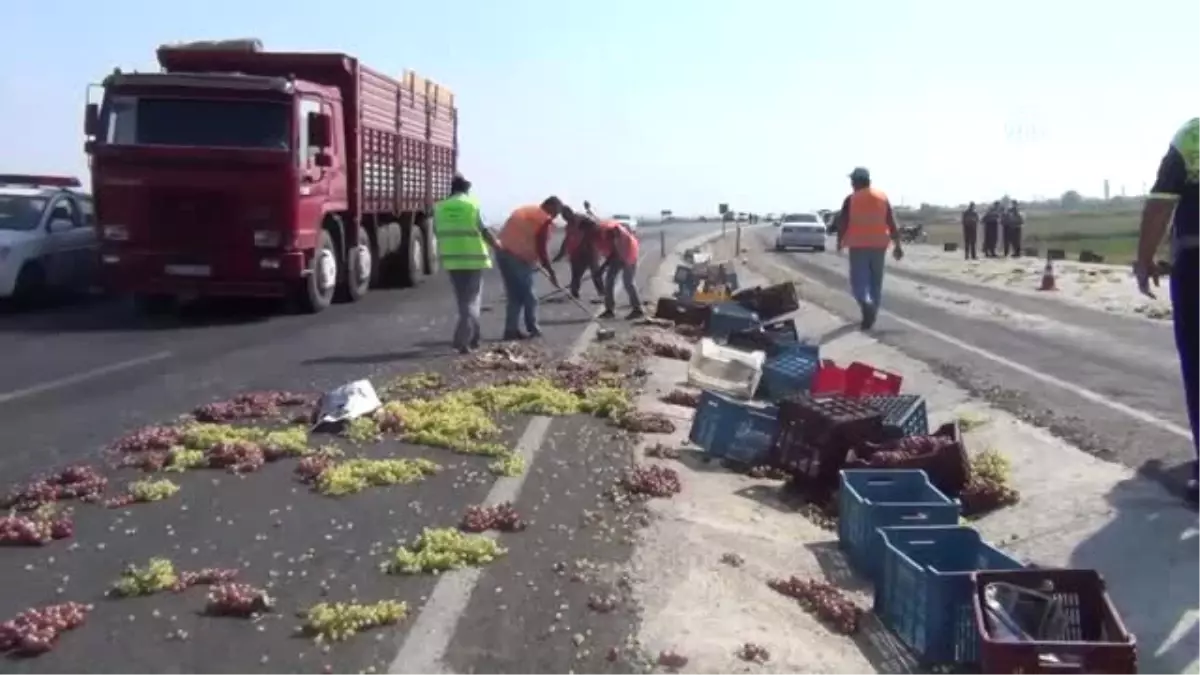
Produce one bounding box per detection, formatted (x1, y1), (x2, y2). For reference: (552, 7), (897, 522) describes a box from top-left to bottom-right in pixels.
(84, 39), (457, 313)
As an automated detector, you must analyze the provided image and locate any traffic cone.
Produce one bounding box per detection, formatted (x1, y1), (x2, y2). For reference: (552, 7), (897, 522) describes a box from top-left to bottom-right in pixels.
(1039, 258), (1057, 291)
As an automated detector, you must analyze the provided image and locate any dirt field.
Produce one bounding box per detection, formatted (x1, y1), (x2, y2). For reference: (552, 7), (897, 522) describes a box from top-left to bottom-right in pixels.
(909, 205), (1167, 264)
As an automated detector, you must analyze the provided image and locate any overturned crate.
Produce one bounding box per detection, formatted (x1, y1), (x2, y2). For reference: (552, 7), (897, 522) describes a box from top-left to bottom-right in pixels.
(770, 393), (885, 496)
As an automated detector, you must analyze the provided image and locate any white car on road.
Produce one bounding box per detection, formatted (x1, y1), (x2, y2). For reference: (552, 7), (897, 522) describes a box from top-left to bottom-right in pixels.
(0, 175), (98, 302)
(611, 213), (638, 233)
(774, 212), (827, 252)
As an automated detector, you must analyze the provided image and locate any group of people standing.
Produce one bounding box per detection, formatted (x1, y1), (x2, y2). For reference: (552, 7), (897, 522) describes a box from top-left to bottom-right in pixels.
(959, 200), (1026, 259)
(431, 174), (643, 353)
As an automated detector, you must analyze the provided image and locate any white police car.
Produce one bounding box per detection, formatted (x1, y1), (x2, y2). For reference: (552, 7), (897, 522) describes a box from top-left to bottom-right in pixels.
(0, 175), (98, 302)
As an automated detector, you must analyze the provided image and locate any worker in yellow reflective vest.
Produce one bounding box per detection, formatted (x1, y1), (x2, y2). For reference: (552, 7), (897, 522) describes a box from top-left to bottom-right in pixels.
(433, 174), (499, 353)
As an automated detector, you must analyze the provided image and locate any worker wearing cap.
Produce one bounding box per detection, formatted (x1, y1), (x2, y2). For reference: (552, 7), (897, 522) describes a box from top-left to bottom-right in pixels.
(836, 167), (903, 330)
(598, 220), (645, 320)
(1135, 117), (1199, 505)
(553, 208), (605, 300)
(432, 174), (499, 354)
(496, 196), (562, 339)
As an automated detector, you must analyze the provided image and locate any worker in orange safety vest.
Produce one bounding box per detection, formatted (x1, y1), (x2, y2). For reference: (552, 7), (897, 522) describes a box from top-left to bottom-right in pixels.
(597, 220), (645, 320)
(553, 207), (605, 299)
(497, 196), (563, 339)
(835, 167), (903, 330)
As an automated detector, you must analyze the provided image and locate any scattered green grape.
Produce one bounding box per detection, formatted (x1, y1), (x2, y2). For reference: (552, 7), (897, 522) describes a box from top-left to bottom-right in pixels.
(302, 600), (408, 643)
(164, 446), (207, 472)
(488, 451), (525, 477)
(315, 458), (441, 496)
(385, 527), (506, 574)
(262, 426), (309, 455)
(128, 478), (180, 502)
(973, 447), (1011, 483)
(111, 557), (179, 597)
(344, 417), (383, 444)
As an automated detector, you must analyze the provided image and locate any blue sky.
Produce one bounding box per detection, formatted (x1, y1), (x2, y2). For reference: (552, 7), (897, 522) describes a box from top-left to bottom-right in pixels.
(4, 0), (1198, 218)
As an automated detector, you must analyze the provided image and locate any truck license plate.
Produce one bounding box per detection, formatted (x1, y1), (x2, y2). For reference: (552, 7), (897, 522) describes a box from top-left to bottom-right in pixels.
(165, 264), (211, 277)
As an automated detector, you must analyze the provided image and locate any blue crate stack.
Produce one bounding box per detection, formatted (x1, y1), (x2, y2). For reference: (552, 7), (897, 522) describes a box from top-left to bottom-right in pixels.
(724, 407), (780, 465)
(837, 470), (960, 582)
(874, 525), (1025, 667)
(759, 342), (820, 401)
(688, 390), (777, 462)
(705, 302), (760, 340)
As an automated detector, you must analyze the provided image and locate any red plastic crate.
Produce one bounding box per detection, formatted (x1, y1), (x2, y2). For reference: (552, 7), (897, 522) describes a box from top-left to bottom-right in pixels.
(845, 362), (903, 397)
(811, 360), (847, 395)
(972, 568), (1137, 674)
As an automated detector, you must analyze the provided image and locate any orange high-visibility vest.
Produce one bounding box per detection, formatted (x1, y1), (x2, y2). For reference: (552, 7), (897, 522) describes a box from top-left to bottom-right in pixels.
(500, 205), (553, 263)
(844, 187), (892, 249)
(613, 225), (639, 264)
(594, 219), (618, 258)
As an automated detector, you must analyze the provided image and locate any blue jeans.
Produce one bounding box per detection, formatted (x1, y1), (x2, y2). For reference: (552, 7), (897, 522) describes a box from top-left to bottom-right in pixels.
(848, 248), (887, 316)
(496, 250), (539, 336)
(1170, 247), (1199, 476)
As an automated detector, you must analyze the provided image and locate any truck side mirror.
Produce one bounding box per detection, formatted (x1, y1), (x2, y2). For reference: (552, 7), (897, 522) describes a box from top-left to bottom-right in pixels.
(85, 103), (100, 137)
(307, 112), (330, 148)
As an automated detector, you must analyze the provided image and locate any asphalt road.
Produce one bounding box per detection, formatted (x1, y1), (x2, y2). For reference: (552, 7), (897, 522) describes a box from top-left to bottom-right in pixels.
(752, 229), (1196, 497)
(0, 220), (719, 673)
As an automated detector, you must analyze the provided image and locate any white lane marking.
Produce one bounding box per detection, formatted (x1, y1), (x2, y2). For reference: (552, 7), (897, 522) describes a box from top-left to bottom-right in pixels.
(0, 351), (173, 405)
(390, 227), (721, 674)
(758, 255), (1194, 441)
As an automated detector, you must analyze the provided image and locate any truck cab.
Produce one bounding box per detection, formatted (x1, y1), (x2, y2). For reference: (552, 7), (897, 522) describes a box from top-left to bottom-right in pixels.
(85, 39), (456, 314)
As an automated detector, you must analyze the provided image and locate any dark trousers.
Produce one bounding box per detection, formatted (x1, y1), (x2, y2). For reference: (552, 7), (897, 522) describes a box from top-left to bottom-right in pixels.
(962, 226), (978, 259)
(568, 252), (604, 298)
(982, 222), (998, 256)
(1171, 248), (1199, 475)
(1009, 227), (1022, 257)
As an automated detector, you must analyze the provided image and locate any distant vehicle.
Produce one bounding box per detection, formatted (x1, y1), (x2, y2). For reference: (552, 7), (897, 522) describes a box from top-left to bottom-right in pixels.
(0, 175), (98, 303)
(611, 214), (638, 233)
(899, 222), (926, 243)
(84, 39), (457, 315)
(821, 210), (838, 234)
(774, 213), (827, 252)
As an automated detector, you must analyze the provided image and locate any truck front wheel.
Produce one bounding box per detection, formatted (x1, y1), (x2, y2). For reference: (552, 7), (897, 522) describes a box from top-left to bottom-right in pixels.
(295, 229), (337, 314)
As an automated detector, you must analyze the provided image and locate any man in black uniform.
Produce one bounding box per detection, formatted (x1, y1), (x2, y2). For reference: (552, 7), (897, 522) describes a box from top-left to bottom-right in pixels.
(961, 202), (980, 260)
(1003, 200), (1025, 257)
(1135, 117), (1198, 505)
(981, 201), (1001, 257)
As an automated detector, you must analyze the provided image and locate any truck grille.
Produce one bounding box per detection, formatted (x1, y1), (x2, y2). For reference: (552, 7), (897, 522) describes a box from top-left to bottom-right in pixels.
(147, 189), (235, 253)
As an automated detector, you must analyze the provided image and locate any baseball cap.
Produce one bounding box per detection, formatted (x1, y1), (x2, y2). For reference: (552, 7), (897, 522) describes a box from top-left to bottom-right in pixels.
(849, 167), (871, 181)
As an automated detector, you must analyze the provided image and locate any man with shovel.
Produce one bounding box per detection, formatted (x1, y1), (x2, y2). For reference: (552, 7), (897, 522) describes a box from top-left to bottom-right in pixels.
(553, 207), (606, 300)
(496, 196), (562, 340)
(598, 220), (645, 320)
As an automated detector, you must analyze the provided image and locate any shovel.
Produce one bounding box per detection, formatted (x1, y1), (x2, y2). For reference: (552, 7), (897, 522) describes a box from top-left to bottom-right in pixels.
(538, 267), (616, 341)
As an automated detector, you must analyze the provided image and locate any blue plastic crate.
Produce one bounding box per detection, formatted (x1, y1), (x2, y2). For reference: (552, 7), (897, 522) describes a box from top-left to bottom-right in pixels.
(875, 526), (1025, 667)
(724, 407), (780, 465)
(704, 302), (760, 340)
(837, 470), (959, 582)
(760, 342), (820, 401)
(862, 395), (930, 438)
(688, 390), (741, 453)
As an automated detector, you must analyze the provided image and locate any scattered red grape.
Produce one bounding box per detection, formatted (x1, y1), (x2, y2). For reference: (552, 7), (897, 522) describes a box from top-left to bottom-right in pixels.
(617, 412), (676, 434)
(205, 441), (265, 474)
(193, 391), (313, 423)
(205, 583), (273, 617)
(657, 650), (688, 670)
(296, 455), (335, 484)
(0, 602), (91, 656)
(660, 390), (700, 408)
(109, 425), (182, 454)
(175, 567), (239, 591)
(1, 465), (107, 511)
(736, 642), (771, 663)
(460, 502), (525, 533)
(0, 511), (73, 546)
(767, 576), (863, 635)
(620, 465), (682, 499)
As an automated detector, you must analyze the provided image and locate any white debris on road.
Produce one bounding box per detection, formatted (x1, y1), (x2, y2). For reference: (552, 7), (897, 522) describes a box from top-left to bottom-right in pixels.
(895, 245), (1174, 321)
(620, 241), (1197, 674)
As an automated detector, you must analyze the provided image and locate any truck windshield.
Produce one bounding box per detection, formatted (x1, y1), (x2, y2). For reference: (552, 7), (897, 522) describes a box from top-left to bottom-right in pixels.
(103, 96), (290, 150)
(0, 195), (48, 232)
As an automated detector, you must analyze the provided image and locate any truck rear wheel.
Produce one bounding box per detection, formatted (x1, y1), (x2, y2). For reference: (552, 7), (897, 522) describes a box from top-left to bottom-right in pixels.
(383, 222), (423, 288)
(423, 217), (439, 276)
(295, 230), (337, 314)
(336, 225), (372, 303)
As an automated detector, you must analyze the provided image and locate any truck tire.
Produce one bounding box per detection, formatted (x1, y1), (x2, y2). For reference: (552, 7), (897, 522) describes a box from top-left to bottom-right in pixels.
(389, 222), (423, 288)
(423, 216), (439, 276)
(336, 225), (372, 303)
(371, 222), (397, 288)
(295, 229), (337, 314)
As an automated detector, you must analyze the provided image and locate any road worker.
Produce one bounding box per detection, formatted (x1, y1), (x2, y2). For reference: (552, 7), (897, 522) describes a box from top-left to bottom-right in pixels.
(432, 174), (498, 354)
(597, 220), (645, 320)
(835, 167), (903, 330)
(553, 207), (605, 300)
(1002, 200), (1025, 257)
(496, 196), (562, 340)
(961, 202), (980, 260)
(1135, 116), (1199, 506)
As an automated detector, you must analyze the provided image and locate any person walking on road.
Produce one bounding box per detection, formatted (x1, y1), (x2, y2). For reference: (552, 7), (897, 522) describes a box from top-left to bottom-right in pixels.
(598, 220), (645, 320)
(982, 201), (1001, 257)
(553, 207), (605, 300)
(961, 202), (980, 260)
(836, 167), (904, 330)
(432, 174), (499, 354)
(1135, 116), (1199, 505)
(496, 196), (563, 340)
(1003, 200), (1025, 257)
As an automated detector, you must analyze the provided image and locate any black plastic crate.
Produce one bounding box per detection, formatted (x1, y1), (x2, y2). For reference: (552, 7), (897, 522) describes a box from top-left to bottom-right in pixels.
(727, 318), (801, 356)
(772, 393), (885, 495)
(862, 394), (929, 439)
